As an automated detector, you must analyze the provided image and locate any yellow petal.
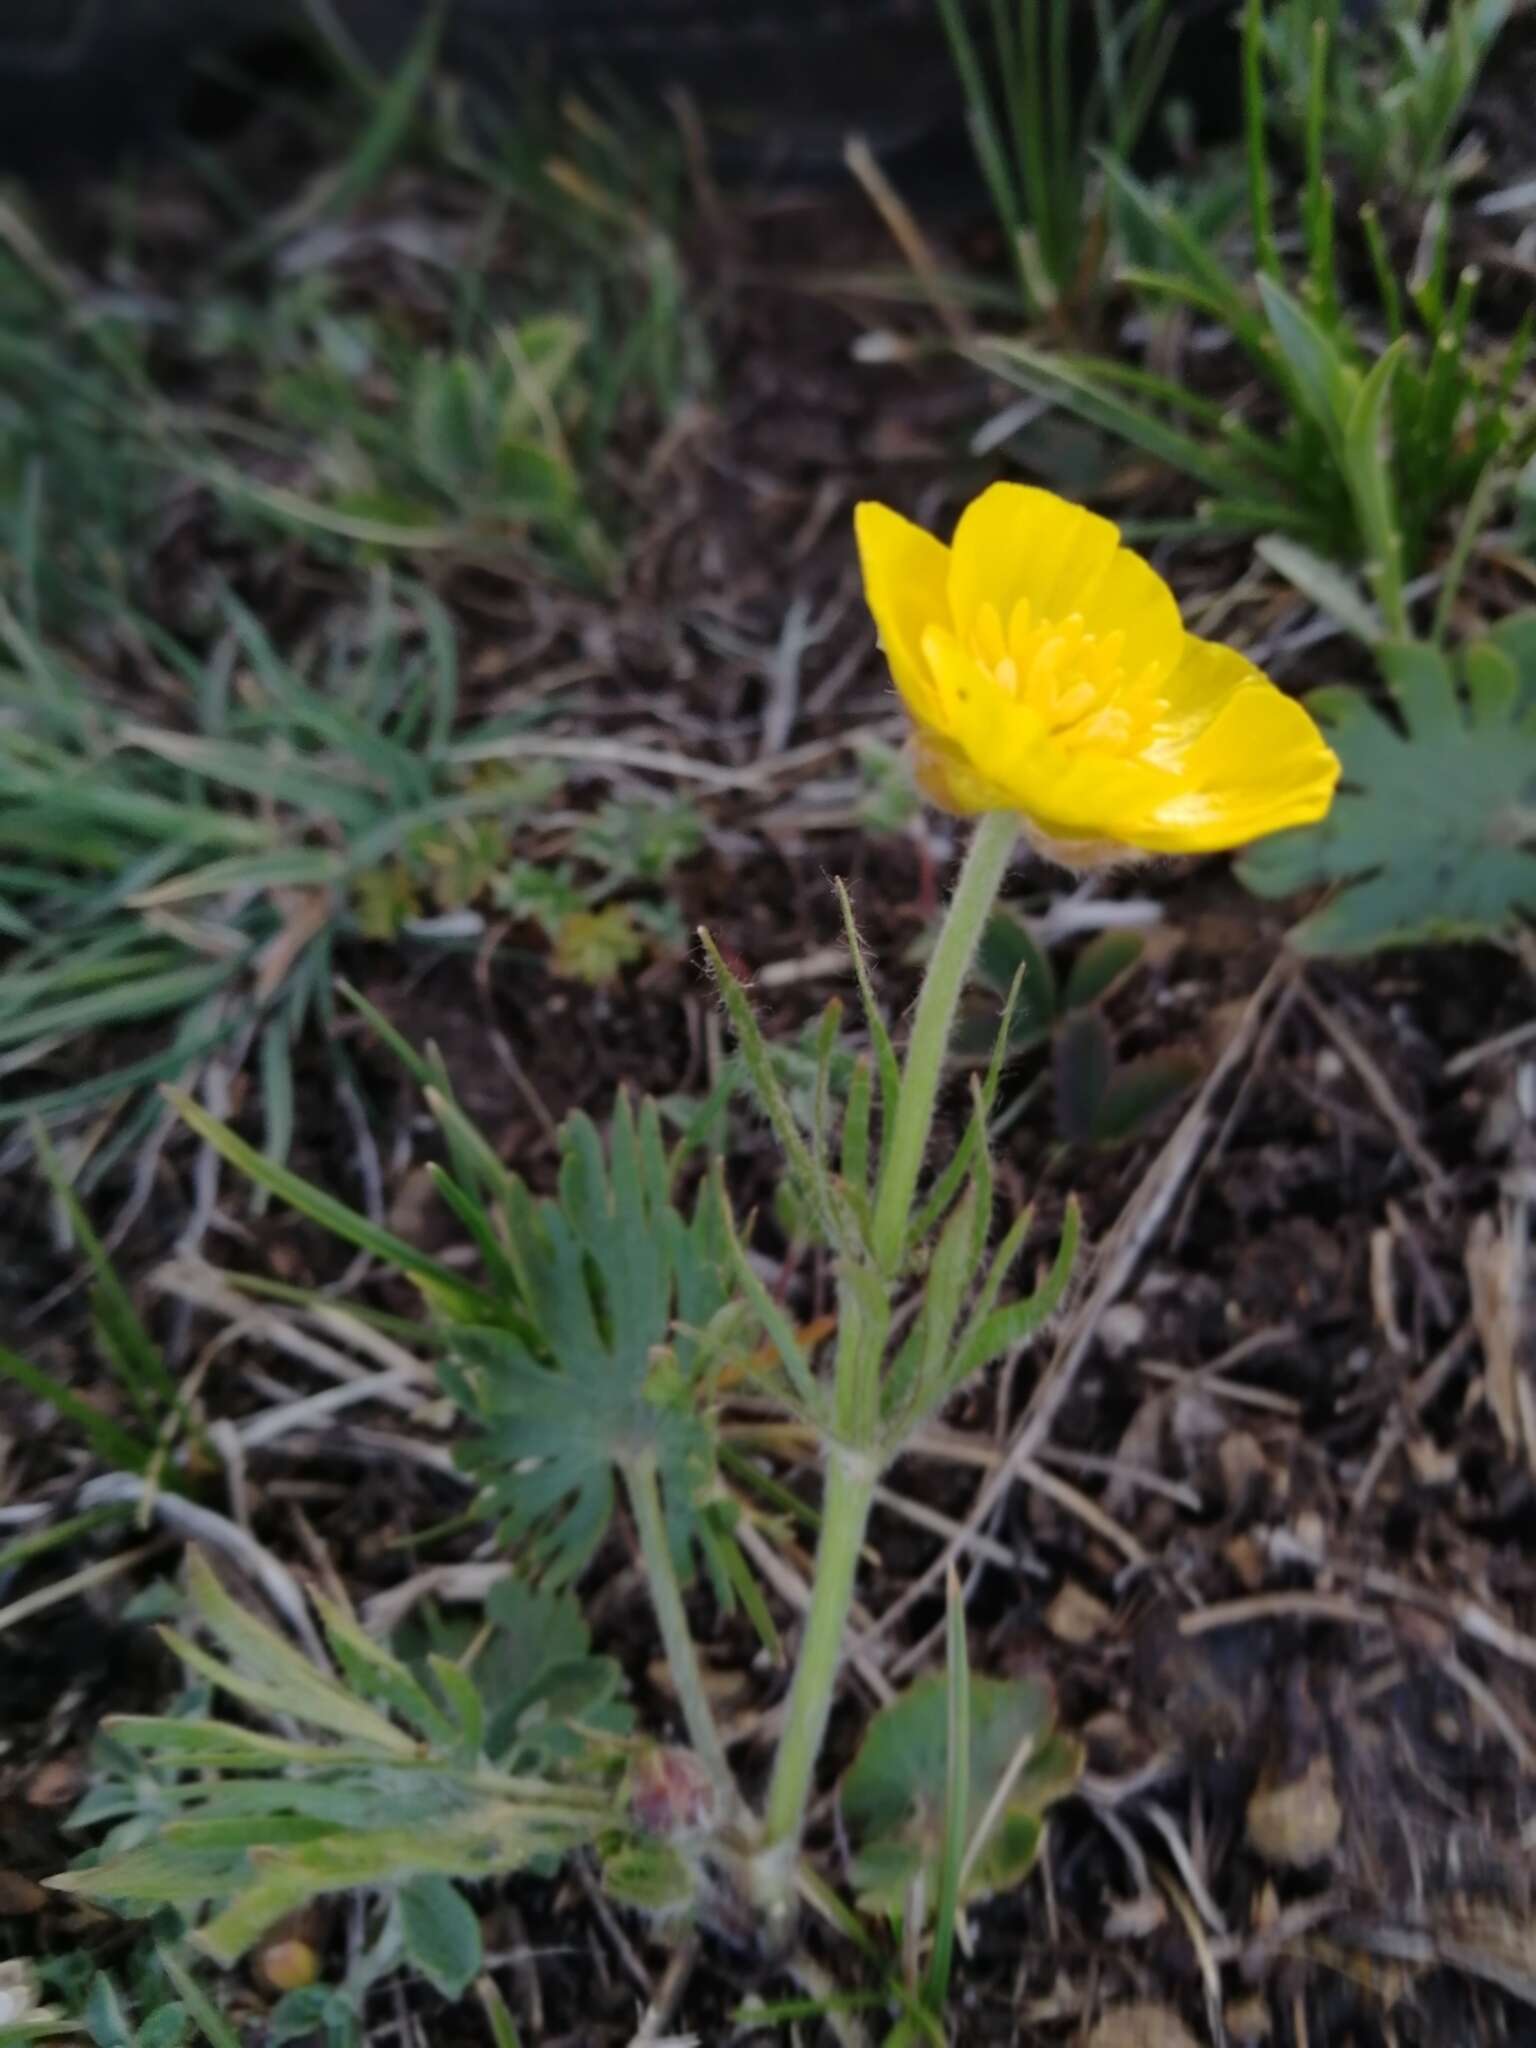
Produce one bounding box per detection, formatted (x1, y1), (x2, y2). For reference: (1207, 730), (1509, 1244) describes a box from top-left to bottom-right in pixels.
(921, 624), (1046, 796)
(947, 483), (1183, 681)
(1141, 635), (1269, 765)
(854, 501), (952, 724)
(911, 730), (1003, 815)
(1021, 749), (1184, 842)
(1124, 668), (1341, 853)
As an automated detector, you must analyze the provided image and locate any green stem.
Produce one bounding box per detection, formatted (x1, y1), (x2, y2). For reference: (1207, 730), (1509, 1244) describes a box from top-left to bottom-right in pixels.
(871, 810), (1019, 1274)
(757, 1446), (879, 1927)
(753, 813), (1019, 1931)
(622, 1453), (734, 1800)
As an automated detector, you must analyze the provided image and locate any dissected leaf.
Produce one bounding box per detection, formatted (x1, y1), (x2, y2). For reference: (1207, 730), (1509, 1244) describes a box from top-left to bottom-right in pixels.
(948, 1197), (1079, 1386)
(1238, 626), (1536, 951)
(550, 904), (647, 987)
(396, 1578), (631, 1768)
(55, 1559), (619, 1970)
(446, 1096), (731, 1586)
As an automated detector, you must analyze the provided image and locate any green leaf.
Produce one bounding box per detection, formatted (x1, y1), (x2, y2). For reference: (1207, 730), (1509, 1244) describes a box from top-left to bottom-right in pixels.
(447, 1098), (729, 1586)
(1238, 633), (1536, 951)
(974, 910), (1057, 1043)
(924, 1579), (971, 2012)
(840, 1053), (873, 1201)
(1061, 930), (1144, 1012)
(1343, 341), (1407, 621)
(313, 1597), (458, 1749)
(835, 878), (901, 1136)
(701, 928), (843, 1249)
(949, 1198), (1080, 1387)
(165, 1090), (498, 1326)
(427, 1655), (487, 1759)
(474, 1979), (522, 2048)
(194, 1813), (590, 1966)
(1054, 1010), (1113, 1144)
(399, 1874), (484, 2001)
(1256, 274), (1355, 456)
(975, 338), (1256, 504)
(412, 358), (486, 495)
(599, 1840), (696, 1917)
(34, 1121), (183, 1432)
(1091, 1053), (1203, 1146)
(841, 1672), (1079, 1917)
(152, 1949), (242, 2048)
(267, 1988), (360, 2048)
(169, 1553), (415, 1755)
(885, 1187), (980, 1435)
(83, 1977), (136, 2048)
(696, 1499), (782, 1661)
(1255, 535), (1383, 647)
(550, 904), (647, 987)
(716, 1176), (826, 1423)
(0, 1340), (154, 1473)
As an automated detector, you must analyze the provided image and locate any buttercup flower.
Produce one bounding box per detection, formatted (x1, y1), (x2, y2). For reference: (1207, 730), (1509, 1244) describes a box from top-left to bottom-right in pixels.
(856, 483), (1339, 864)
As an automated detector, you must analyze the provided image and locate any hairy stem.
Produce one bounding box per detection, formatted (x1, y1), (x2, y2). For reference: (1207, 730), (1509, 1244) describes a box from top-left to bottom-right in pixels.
(754, 813), (1019, 1930)
(757, 1445), (879, 1929)
(622, 1453), (734, 1799)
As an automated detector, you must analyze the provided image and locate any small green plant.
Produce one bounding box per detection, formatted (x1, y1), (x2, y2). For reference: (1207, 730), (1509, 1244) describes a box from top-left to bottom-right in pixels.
(61, 477), (1349, 2022)
(970, 917), (1202, 1146)
(84, 868), (1079, 2007)
(840, 1618), (1079, 1980)
(977, 0), (1534, 605)
(0, 1125), (195, 1474)
(253, 309), (612, 577)
(1239, 613), (1536, 950)
(169, 1003), (768, 1802)
(0, 244), (161, 631)
(702, 839), (1082, 1945)
(934, 0), (1178, 319)
(0, 42), (705, 630)
(1261, 0), (1512, 198)
(15, 1942), (255, 2048)
(361, 789), (704, 983)
(0, 584), (692, 1148)
(56, 1553), (624, 1973)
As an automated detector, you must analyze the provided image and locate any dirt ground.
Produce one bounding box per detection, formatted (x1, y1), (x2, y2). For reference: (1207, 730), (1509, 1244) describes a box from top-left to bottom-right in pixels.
(3, 51), (1536, 2048)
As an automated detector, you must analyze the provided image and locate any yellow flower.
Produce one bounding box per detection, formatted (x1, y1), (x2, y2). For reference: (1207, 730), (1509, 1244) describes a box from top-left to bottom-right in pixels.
(855, 483), (1339, 864)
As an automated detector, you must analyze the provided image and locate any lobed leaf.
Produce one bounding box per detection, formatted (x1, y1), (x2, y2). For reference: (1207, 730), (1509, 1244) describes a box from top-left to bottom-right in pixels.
(1238, 623), (1536, 951)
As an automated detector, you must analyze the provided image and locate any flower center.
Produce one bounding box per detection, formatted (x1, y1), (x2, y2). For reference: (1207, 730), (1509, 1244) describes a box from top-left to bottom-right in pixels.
(969, 598), (1159, 754)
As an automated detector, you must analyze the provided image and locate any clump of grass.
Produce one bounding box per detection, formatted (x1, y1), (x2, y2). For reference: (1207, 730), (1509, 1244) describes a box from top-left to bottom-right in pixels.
(975, 0), (1534, 614)
(0, 580), (697, 1162)
(934, 0), (1179, 321)
(1260, 0), (1512, 199)
(0, 43), (708, 631)
(0, 33), (716, 1160)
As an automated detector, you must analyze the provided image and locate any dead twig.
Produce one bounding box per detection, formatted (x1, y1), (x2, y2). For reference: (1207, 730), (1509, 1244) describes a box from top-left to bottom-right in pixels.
(1298, 981), (1450, 1196)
